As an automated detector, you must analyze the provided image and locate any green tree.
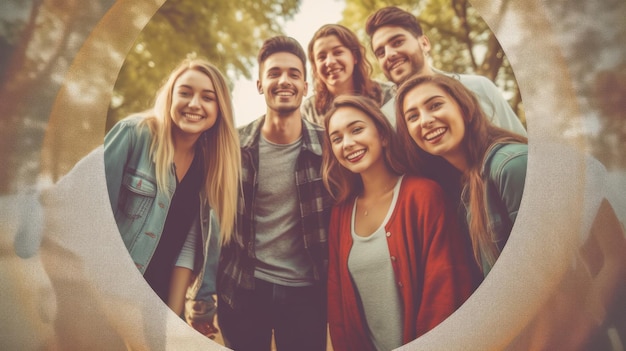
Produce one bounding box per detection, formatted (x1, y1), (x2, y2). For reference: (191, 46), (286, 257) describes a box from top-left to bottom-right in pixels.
(107, 0), (300, 130)
(340, 0), (524, 124)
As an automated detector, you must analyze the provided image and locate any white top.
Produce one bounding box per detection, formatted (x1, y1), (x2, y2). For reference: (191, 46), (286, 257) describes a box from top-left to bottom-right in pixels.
(348, 176), (404, 351)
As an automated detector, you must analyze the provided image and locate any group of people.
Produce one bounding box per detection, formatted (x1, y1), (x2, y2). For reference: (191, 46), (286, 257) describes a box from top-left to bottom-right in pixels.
(104, 6), (528, 351)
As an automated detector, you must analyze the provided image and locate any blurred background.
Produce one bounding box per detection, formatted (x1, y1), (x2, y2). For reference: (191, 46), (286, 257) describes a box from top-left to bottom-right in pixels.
(1, 0), (625, 349)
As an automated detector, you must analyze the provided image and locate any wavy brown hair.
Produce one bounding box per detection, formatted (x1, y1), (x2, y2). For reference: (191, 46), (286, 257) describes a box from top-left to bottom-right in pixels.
(321, 95), (406, 204)
(308, 24), (382, 117)
(395, 74), (527, 269)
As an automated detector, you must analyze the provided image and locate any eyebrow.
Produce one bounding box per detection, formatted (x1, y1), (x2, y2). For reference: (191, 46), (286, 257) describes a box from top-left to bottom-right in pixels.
(328, 120), (364, 137)
(403, 94), (444, 114)
(177, 84), (216, 94)
(266, 67), (303, 75)
(375, 34), (405, 51)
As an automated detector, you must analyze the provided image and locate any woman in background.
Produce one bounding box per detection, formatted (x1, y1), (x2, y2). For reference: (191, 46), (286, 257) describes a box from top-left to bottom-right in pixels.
(302, 24), (394, 126)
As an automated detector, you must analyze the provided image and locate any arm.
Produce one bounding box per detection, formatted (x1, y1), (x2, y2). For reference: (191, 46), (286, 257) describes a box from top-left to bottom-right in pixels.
(493, 149), (528, 224)
(415, 183), (476, 337)
(168, 224), (198, 316)
(327, 206), (350, 350)
(103, 119), (134, 211)
(185, 213), (220, 337)
(167, 266), (193, 316)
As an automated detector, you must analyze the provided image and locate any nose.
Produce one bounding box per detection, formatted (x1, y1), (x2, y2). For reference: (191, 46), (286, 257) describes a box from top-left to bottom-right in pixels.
(325, 54), (337, 67)
(188, 93), (201, 108)
(342, 134), (356, 150)
(420, 112), (435, 128)
(278, 72), (291, 86)
(385, 45), (398, 60)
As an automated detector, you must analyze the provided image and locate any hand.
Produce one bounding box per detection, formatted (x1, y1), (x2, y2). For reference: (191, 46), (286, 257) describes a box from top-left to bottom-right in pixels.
(190, 318), (219, 339)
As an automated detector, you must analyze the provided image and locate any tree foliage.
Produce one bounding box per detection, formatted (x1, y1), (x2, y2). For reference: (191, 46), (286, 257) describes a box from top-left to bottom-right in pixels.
(340, 0), (524, 123)
(107, 0), (300, 130)
(0, 0), (117, 192)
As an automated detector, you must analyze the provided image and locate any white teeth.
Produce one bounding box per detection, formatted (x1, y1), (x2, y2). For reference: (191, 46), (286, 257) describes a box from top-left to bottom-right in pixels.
(276, 91), (294, 97)
(184, 113), (203, 120)
(328, 68), (341, 76)
(425, 127), (446, 141)
(346, 149), (365, 160)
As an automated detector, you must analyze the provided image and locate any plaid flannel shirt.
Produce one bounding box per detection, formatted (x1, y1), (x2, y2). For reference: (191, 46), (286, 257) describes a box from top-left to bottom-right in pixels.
(218, 115), (333, 309)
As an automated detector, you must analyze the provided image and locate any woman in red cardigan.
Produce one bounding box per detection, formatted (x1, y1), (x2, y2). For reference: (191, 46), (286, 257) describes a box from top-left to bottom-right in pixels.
(321, 95), (476, 351)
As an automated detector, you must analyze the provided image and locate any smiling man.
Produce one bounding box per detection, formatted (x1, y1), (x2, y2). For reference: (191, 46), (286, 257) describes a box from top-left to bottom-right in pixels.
(217, 36), (333, 351)
(366, 6), (527, 136)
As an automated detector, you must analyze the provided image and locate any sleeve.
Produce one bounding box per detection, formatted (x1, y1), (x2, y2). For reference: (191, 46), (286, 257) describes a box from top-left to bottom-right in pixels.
(103, 120), (134, 212)
(186, 212), (221, 323)
(175, 227), (196, 270)
(475, 77), (527, 136)
(493, 149), (528, 224)
(415, 182), (476, 337)
(327, 206), (350, 350)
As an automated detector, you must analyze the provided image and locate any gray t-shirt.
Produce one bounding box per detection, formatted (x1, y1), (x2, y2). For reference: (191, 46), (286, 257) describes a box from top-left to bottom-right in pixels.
(253, 135), (315, 286)
(348, 177), (403, 351)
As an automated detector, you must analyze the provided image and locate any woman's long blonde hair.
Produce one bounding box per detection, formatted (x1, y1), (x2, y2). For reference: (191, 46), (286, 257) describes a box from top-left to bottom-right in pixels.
(141, 58), (240, 245)
(395, 74), (527, 270)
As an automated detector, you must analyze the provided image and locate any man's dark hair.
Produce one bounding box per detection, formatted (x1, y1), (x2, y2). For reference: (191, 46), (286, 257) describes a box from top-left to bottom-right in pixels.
(365, 6), (424, 40)
(257, 36), (307, 80)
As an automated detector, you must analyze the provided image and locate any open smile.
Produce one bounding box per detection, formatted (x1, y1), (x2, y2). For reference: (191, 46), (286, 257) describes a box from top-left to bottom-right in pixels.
(274, 89), (295, 98)
(346, 149), (365, 162)
(424, 127), (447, 142)
(182, 112), (205, 121)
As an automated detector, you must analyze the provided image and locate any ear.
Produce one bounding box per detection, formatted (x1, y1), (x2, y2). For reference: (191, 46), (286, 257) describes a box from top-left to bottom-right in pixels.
(420, 35), (432, 55)
(256, 80), (263, 94)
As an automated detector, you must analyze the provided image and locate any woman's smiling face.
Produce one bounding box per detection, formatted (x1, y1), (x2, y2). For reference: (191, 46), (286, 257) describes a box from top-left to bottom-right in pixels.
(402, 82), (467, 167)
(327, 106), (385, 175)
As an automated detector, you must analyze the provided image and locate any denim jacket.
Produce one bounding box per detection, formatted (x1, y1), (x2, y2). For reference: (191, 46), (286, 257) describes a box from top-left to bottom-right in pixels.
(104, 115), (220, 304)
(463, 142), (528, 275)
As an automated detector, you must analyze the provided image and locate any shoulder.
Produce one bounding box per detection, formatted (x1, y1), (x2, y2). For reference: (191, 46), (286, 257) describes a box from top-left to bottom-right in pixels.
(301, 118), (325, 156)
(456, 73), (492, 86)
(106, 115), (152, 142)
(301, 95), (324, 125)
(238, 116), (265, 147)
(454, 73), (500, 95)
(485, 143), (528, 178)
(302, 95), (317, 108)
(398, 175), (445, 202)
(374, 80), (396, 105)
(111, 114), (144, 131)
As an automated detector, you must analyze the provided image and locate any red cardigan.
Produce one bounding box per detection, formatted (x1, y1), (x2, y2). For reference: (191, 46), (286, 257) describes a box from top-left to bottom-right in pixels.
(327, 176), (477, 351)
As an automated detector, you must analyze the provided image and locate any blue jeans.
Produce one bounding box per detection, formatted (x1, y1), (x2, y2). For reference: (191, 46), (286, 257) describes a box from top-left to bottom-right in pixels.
(218, 278), (327, 351)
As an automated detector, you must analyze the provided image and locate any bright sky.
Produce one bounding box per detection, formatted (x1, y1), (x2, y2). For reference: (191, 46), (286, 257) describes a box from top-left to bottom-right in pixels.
(231, 0), (345, 126)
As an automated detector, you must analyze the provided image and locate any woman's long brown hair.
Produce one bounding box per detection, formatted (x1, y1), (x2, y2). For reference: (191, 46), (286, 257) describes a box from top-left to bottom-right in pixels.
(395, 74), (527, 269)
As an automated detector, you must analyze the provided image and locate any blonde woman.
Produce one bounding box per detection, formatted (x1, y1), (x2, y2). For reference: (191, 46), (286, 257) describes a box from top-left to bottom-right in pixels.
(104, 58), (240, 334)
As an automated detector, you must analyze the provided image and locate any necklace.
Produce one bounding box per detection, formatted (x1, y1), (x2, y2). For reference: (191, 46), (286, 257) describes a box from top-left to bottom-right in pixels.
(360, 179), (397, 216)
